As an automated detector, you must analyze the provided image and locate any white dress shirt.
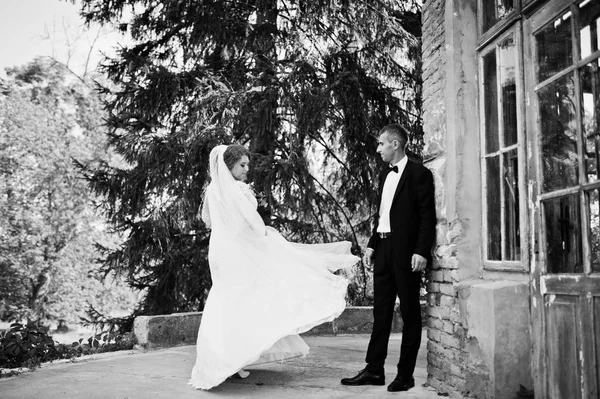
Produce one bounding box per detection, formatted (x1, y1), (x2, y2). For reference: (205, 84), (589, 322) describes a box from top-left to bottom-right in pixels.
(377, 156), (408, 233)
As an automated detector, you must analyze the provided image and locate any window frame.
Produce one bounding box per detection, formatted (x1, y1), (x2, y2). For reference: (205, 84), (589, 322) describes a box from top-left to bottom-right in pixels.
(478, 0), (523, 45)
(531, 0), (600, 275)
(479, 25), (529, 271)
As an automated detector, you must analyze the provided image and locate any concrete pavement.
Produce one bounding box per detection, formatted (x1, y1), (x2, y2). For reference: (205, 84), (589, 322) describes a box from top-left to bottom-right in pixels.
(1, 332), (441, 398)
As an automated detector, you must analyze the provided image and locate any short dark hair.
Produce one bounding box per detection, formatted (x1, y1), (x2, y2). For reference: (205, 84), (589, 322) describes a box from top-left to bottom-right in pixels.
(223, 144), (249, 170)
(380, 123), (409, 149)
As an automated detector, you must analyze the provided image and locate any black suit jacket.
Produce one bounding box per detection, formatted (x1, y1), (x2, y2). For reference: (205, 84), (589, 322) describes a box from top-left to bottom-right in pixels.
(367, 160), (436, 270)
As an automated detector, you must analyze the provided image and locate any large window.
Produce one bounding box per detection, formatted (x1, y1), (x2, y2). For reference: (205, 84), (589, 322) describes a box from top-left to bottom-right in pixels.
(480, 27), (526, 270)
(534, 0), (600, 274)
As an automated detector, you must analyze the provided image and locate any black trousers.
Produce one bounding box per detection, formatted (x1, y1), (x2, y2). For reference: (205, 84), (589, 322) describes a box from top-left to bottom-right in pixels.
(365, 237), (422, 378)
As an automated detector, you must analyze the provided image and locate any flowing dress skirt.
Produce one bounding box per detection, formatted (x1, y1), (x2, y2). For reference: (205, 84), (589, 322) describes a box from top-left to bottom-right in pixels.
(188, 226), (359, 390)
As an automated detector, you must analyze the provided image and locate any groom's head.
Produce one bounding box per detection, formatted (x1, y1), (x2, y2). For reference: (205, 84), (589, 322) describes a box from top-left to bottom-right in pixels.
(377, 123), (408, 164)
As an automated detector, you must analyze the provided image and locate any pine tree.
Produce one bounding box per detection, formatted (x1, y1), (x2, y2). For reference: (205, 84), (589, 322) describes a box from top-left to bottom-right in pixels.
(75, 0), (423, 315)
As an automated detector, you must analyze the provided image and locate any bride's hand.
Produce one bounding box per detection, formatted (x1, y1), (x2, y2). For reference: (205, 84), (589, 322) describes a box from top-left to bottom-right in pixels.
(364, 248), (374, 268)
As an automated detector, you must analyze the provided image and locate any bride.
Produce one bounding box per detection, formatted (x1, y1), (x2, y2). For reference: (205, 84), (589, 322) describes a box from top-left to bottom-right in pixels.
(189, 144), (359, 390)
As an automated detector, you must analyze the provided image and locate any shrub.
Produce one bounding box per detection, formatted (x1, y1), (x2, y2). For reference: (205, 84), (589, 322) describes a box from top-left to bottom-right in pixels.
(0, 323), (136, 371)
(0, 323), (56, 369)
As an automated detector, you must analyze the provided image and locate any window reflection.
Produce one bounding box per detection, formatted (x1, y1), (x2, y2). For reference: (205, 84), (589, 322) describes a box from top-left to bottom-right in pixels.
(588, 189), (600, 273)
(533, 0), (600, 275)
(579, 0), (600, 60)
(503, 149), (520, 260)
(484, 51), (499, 154)
(538, 75), (579, 192)
(483, 0), (515, 32)
(500, 34), (518, 147)
(536, 10), (573, 82)
(580, 61), (600, 182)
(544, 195), (583, 273)
(487, 156), (501, 261)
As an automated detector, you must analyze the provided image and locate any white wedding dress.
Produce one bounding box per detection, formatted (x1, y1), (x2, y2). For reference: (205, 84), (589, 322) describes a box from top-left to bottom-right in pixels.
(189, 145), (359, 390)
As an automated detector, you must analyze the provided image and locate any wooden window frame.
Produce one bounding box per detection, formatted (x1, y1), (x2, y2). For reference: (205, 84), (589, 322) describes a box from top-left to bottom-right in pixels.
(531, 0), (600, 276)
(479, 0), (523, 45)
(479, 25), (529, 272)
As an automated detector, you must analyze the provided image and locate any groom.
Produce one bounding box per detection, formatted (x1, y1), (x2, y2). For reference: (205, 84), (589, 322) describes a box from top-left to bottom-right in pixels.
(341, 123), (436, 392)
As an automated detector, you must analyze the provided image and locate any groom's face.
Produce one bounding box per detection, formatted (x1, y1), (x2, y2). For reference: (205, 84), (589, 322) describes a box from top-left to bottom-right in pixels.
(377, 132), (397, 164)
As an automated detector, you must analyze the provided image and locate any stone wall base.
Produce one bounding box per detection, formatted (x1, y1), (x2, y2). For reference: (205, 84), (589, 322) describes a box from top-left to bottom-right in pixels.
(427, 280), (533, 398)
(133, 305), (420, 349)
(133, 311), (203, 349)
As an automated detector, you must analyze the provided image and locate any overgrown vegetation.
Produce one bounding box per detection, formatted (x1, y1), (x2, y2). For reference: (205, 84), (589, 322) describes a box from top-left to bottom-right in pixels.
(0, 322), (135, 371)
(0, 58), (137, 327)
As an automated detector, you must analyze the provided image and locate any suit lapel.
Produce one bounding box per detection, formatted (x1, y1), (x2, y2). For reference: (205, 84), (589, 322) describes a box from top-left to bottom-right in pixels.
(392, 160), (412, 204)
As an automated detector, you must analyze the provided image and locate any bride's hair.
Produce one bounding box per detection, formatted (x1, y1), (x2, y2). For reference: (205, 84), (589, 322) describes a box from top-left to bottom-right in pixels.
(223, 144), (249, 170)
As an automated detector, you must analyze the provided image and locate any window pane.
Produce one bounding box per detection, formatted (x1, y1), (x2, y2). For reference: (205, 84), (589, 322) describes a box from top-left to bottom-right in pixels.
(579, 0), (600, 59)
(487, 156), (501, 260)
(536, 10), (573, 82)
(580, 61), (600, 182)
(538, 75), (579, 192)
(483, 0), (515, 32)
(544, 195), (583, 273)
(499, 34), (518, 147)
(503, 149), (520, 260)
(484, 51), (500, 154)
(588, 189), (600, 273)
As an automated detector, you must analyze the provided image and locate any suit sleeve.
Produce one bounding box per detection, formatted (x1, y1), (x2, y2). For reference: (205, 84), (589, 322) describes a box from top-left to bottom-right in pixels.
(414, 167), (437, 259)
(367, 171), (384, 251)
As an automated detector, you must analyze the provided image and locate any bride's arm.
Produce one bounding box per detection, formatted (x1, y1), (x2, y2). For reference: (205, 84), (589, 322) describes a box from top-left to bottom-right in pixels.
(237, 182), (267, 237)
(198, 186), (211, 228)
(199, 198), (211, 228)
(246, 210), (267, 237)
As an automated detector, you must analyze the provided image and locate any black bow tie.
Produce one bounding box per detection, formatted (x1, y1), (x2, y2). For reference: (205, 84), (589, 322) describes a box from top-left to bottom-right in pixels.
(387, 165), (398, 173)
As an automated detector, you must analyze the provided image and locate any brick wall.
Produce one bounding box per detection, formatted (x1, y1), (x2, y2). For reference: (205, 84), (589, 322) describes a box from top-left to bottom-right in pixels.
(422, 0), (470, 396)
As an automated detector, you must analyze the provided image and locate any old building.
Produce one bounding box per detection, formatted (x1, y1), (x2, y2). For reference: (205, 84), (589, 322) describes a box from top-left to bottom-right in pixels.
(422, 0), (600, 397)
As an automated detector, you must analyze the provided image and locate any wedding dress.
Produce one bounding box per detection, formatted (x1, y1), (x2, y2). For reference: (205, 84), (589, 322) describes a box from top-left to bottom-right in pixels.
(189, 145), (359, 390)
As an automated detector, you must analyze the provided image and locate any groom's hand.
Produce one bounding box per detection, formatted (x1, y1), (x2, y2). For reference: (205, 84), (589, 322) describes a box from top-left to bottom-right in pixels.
(364, 248), (374, 268)
(411, 254), (427, 272)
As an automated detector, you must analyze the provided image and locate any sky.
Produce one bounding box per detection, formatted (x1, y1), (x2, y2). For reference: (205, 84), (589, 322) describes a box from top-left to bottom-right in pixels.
(0, 0), (125, 78)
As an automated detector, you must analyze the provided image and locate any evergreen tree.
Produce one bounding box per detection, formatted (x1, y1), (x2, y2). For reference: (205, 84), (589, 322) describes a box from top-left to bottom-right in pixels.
(76, 0), (423, 315)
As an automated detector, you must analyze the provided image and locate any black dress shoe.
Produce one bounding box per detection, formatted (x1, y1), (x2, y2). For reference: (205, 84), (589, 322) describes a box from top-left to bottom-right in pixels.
(387, 376), (415, 392)
(340, 368), (385, 386)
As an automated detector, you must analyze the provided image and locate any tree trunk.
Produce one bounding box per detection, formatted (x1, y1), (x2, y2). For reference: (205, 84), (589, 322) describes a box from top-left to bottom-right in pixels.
(249, 0), (278, 208)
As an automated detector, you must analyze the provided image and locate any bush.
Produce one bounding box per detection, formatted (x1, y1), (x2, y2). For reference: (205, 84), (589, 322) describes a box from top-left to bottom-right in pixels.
(0, 323), (136, 371)
(0, 323), (55, 369)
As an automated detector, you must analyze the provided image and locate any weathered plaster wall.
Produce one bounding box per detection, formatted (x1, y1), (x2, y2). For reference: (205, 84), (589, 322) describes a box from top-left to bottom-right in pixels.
(422, 0), (532, 397)
(422, 0), (480, 395)
(457, 280), (533, 398)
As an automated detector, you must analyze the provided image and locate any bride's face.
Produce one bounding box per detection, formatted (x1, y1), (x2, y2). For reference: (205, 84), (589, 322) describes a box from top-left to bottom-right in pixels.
(230, 155), (250, 182)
